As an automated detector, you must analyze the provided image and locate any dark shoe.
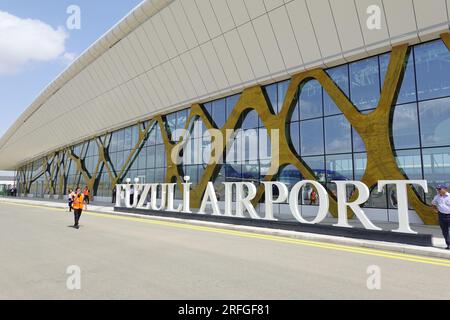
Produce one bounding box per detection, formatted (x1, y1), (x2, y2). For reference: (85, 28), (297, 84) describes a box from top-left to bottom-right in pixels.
(74, 225), (79, 229)
(446, 246), (450, 250)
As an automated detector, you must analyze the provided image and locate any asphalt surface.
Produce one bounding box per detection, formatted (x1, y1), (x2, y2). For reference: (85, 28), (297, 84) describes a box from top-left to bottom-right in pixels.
(0, 202), (449, 300)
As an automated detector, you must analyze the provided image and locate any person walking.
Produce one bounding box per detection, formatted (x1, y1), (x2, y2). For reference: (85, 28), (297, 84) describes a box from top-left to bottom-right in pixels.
(72, 188), (84, 229)
(67, 189), (75, 212)
(310, 189), (317, 205)
(431, 184), (450, 250)
(83, 186), (90, 210)
(129, 184), (135, 205)
(112, 185), (117, 204)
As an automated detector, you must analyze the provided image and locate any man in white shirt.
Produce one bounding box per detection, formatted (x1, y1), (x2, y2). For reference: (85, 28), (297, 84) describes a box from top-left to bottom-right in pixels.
(431, 184), (450, 250)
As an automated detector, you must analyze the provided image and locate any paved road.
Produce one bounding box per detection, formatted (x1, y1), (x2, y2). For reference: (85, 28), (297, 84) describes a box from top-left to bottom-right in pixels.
(0, 202), (449, 300)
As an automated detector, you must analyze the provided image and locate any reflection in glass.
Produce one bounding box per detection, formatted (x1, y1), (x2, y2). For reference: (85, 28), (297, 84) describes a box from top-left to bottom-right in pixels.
(124, 127), (132, 150)
(299, 80), (323, 120)
(422, 147), (450, 204)
(241, 128), (259, 161)
(277, 80), (289, 113)
(242, 110), (259, 129)
(415, 40), (450, 101)
(155, 168), (166, 184)
(147, 125), (156, 145)
(324, 65), (349, 116)
(364, 187), (388, 209)
(155, 125), (163, 144)
(278, 165), (302, 190)
(300, 118), (324, 156)
(264, 83), (278, 113)
(138, 149), (146, 169)
(258, 128), (271, 161)
(380, 52), (416, 104)
(392, 103), (420, 149)
(166, 113), (177, 141)
(117, 130), (125, 150)
(226, 95), (240, 119)
(225, 162), (242, 181)
(155, 145), (166, 167)
(324, 115), (352, 154)
(259, 159), (271, 179)
(419, 97), (450, 147)
(353, 128), (366, 153)
(289, 121), (300, 155)
(241, 161), (260, 183)
(350, 56), (380, 110)
(353, 153), (367, 181)
(214, 166), (226, 201)
(146, 146), (155, 168)
(291, 99), (300, 122)
(325, 154), (353, 182)
(395, 149), (422, 179)
(302, 156), (326, 183)
(212, 98), (226, 128)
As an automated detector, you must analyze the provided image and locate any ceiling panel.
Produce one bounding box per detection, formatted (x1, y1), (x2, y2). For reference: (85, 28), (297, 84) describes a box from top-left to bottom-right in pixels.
(268, 6), (303, 73)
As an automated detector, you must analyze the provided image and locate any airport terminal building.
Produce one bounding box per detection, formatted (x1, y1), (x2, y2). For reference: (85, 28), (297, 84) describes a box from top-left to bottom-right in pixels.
(1, 0), (450, 225)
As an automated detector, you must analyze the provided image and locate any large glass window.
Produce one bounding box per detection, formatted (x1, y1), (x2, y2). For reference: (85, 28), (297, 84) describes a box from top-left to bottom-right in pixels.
(423, 147), (450, 204)
(124, 127), (132, 150)
(353, 153), (367, 181)
(352, 128), (366, 153)
(300, 119), (324, 156)
(290, 121), (300, 155)
(242, 110), (259, 129)
(395, 149), (423, 179)
(277, 81), (289, 113)
(419, 97), (450, 147)
(325, 153), (354, 201)
(303, 156), (326, 184)
(325, 154), (353, 182)
(365, 188), (388, 209)
(226, 95), (240, 119)
(350, 56), (380, 111)
(299, 80), (323, 120)
(165, 113), (177, 141)
(212, 98), (226, 128)
(264, 83), (278, 113)
(278, 165), (303, 190)
(380, 51), (417, 104)
(324, 65), (349, 116)
(415, 40), (450, 101)
(392, 103), (420, 149)
(324, 115), (352, 154)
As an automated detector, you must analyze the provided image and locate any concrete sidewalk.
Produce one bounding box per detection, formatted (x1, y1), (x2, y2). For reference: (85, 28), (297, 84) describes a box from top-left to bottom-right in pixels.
(1, 196), (449, 260)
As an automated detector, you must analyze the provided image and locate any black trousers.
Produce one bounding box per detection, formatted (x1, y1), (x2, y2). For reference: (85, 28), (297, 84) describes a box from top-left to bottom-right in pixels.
(439, 213), (450, 246)
(74, 209), (83, 226)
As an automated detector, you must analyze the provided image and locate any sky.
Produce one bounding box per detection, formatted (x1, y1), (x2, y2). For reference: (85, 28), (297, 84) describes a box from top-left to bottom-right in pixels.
(0, 0), (143, 138)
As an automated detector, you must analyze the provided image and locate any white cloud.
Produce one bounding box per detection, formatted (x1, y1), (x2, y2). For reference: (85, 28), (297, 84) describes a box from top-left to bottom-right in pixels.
(63, 52), (77, 64)
(0, 11), (71, 74)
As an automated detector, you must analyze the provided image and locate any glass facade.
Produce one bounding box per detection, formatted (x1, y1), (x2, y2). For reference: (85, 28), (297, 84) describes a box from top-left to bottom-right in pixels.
(287, 39), (450, 208)
(15, 38), (450, 222)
